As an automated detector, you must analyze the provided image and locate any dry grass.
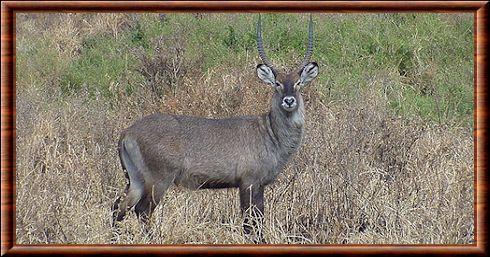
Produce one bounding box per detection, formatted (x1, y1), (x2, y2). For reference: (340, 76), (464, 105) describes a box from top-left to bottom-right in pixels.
(15, 13), (474, 244)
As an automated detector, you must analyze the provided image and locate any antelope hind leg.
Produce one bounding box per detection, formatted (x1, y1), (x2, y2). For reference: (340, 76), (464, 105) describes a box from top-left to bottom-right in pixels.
(134, 178), (173, 227)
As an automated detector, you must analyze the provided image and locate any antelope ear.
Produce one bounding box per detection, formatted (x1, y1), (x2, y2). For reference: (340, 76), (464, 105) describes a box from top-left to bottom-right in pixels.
(299, 62), (319, 85)
(256, 64), (276, 86)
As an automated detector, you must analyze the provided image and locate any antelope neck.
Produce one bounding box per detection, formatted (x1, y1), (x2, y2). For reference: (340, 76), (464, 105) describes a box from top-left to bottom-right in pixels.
(265, 101), (304, 157)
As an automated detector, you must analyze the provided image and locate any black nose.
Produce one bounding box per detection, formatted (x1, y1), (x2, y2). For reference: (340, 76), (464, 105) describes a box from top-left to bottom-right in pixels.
(284, 97), (295, 105)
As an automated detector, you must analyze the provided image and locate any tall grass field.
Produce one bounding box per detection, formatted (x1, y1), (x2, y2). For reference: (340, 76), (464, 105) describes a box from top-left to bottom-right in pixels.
(15, 13), (474, 244)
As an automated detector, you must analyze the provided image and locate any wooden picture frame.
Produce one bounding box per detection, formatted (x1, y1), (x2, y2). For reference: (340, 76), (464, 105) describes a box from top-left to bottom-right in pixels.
(1, 1), (487, 256)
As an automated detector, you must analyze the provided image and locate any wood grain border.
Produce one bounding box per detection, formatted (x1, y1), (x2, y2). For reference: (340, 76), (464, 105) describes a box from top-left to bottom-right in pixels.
(1, 1), (488, 256)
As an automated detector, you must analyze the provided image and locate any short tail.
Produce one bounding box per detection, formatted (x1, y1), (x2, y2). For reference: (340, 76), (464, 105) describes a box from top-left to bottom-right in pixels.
(119, 136), (145, 188)
(112, 136), (146, 225)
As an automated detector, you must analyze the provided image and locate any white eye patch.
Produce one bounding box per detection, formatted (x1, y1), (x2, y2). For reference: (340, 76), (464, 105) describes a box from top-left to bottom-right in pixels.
(293, 81), (302, 90)
(276, 82), (284, 89)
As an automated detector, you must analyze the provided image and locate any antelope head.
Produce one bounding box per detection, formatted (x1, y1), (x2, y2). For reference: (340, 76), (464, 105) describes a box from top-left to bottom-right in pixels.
(256, 14), (319, 113)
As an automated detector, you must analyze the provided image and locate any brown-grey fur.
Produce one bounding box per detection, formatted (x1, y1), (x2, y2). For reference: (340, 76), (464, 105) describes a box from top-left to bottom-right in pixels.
(112, 83), (305, 240)
(112, 15), (318, 243)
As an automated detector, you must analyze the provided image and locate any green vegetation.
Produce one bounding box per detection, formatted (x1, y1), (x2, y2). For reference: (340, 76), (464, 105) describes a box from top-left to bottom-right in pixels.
(17, 13), (473, 126)
(61, 35), (138, 97)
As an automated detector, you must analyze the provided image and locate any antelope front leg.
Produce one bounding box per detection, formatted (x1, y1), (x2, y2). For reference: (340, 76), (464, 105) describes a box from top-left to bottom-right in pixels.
(239, 184), (265, 244)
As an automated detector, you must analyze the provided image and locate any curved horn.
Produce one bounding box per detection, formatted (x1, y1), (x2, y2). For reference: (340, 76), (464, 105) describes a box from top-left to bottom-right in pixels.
(299, 14), (314, 69)
(256, 14), (274, 68)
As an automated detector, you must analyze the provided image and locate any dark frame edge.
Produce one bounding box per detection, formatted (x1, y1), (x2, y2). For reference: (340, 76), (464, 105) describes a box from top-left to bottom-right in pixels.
(1, 1), (488, 12)
(3, 245), (490, 256)
(1, 1), (488, 256)
(476, 1), (489, 256)
(1, 1), (15, 257)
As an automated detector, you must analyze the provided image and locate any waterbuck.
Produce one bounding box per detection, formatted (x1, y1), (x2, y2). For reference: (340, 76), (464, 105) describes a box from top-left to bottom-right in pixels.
(112, 15), (319, 243)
